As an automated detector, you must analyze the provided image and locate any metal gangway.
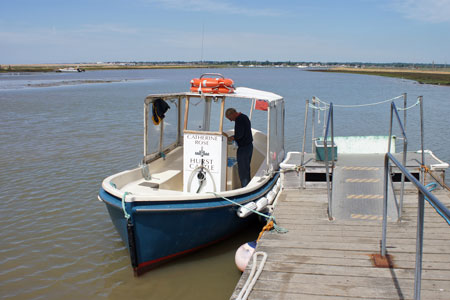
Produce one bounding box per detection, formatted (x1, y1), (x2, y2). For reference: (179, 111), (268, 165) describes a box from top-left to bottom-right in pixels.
(297, 94), (450, 300)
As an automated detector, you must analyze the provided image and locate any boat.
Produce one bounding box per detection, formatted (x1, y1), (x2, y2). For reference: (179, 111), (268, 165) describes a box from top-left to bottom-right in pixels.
(56, 66), (85, 72)
(98, 73), (285, 275)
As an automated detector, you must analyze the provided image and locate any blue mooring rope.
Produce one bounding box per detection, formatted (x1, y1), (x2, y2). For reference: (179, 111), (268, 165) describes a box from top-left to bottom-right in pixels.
(121, 191), (131, 220)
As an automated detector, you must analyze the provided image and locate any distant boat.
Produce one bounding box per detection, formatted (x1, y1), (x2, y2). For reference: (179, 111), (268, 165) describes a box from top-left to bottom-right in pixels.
(57, 66), (85, 72)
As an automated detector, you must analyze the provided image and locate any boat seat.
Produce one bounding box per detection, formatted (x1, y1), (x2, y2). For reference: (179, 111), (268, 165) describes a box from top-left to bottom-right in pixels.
(138, 170), (182, 190)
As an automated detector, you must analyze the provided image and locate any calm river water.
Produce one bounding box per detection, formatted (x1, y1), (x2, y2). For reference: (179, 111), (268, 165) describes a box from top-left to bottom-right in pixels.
(1, 68), (449, 300)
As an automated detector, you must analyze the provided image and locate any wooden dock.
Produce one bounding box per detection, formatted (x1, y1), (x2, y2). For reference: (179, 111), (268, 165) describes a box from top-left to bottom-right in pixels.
(230, 187), (450, 299)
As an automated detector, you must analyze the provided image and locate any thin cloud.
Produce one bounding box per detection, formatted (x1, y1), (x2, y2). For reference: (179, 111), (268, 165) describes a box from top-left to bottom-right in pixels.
(391, 0), (450, 23)
(77, 24), (139, 35)
(145, 0), (283, 17)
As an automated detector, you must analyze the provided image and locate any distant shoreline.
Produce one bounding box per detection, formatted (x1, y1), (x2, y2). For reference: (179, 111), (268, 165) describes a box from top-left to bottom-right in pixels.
(309, 67), (450, 86)
(0, 63), (224, 73)
(2, 63), (449, 86)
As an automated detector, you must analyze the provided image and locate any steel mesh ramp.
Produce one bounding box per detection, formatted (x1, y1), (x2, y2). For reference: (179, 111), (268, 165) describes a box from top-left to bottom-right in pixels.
(331, 154), (398, 221)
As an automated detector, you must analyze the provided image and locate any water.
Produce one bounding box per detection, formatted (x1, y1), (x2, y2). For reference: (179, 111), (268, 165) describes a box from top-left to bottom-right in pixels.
(1, 68), (449, 300)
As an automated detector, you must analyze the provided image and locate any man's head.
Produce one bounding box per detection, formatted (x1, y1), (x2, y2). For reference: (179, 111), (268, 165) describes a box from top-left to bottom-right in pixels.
(225, 108), (239, 121)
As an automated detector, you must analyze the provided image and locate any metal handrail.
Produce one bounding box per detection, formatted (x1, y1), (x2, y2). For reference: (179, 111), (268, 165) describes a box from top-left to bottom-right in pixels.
(387, 102), (408, 219)
(300, 97), (335, 220)
(300, 100), (309, 188)
(381, 97), (450, 300)
(382, 153), (450, 300)
(323, 103), (334, 220)
(300, 99), (334, 219)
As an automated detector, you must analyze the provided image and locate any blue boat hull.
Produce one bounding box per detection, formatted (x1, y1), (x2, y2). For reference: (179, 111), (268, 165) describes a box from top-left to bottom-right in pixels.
(99, 174), (278, 275)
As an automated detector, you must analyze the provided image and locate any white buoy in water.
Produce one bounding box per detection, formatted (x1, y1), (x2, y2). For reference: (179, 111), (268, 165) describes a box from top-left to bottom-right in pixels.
(235, 241), (257, 272)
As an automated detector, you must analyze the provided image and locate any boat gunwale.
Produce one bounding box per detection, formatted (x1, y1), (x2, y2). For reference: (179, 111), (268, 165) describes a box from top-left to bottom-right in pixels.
(101, 128), (273, 202)
(101, 169), (274, 201)
(99, 173), (279, 212)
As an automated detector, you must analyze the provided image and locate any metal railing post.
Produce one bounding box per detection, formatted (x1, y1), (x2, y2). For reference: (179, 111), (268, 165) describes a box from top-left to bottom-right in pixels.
(383, 102), (408, 254)
(386, 153), (450, 299)
(399, 93), (407, 219)
(301, 100), (309, 189)
(381, 154), (389, 257)
(311, 97), (316, 153)
(414, 192), (425, 300)
(415, 95), (425, 300)
(387, 103), (394, 153)
(144, 102), (149, 158)
(331, 105), (335, 172)
(419, 96), (425, 184)
(382, 97), (450, 299)
(324, 103), (333, 220)
(403, 93), (407, 135)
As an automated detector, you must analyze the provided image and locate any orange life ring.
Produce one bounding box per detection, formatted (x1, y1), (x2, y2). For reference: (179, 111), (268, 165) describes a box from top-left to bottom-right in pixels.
(190, 86), (234, 94)
(191, 78), (234, 88)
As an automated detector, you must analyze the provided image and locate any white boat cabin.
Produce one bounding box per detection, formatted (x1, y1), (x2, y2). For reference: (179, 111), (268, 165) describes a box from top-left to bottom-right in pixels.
(105, 86), (285, 200)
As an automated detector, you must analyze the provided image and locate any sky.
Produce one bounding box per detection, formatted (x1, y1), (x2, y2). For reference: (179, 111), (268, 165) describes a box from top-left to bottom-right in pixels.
(1, 0), (450, 64)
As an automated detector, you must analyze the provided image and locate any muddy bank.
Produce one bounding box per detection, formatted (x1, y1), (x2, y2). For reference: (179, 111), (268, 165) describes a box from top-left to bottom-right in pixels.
(311, 67), (450, 86)
(26, 79), (129, 87)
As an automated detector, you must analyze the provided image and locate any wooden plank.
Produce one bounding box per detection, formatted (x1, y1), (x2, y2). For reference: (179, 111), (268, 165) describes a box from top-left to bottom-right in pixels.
(236, 280), (447, 300)
(231, 187), (450, 300)
(254, 246), (450, 263)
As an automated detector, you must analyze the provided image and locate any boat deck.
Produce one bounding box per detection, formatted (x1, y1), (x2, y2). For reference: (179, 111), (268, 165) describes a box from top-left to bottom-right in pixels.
(231, 153), (450, 299)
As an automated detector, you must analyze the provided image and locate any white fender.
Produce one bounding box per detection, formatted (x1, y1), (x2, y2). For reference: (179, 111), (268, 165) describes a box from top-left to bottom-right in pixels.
(255, 197), (268, 212)
(237, 202), (257, 218)
(276, 177), (282, 189)
(273, 182), (280, 194)
(267, 190), (276, 205)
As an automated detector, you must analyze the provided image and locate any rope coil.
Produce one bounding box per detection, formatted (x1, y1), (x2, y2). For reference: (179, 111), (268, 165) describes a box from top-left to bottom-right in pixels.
(236, 251), (268, 300)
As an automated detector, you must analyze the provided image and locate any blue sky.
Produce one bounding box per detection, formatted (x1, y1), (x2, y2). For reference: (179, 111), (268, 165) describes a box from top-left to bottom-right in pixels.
(1, 0), (450, 64)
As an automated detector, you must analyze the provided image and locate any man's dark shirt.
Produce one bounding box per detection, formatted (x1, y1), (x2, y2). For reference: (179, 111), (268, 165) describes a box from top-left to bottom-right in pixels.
(234, 113), (253, 147)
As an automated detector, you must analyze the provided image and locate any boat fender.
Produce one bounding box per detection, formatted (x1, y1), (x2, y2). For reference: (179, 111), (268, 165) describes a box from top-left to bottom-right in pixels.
(255, 197), (268, 212)
(235, 240), (257, 272)
(267, 190), (276, 205)
(273, 182), (280, 195)
(237, 202), (257, 218)
(276, 177), (282, 189)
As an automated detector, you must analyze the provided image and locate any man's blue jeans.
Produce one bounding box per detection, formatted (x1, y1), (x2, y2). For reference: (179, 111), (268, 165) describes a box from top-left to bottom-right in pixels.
(237, 143), (253, 187)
